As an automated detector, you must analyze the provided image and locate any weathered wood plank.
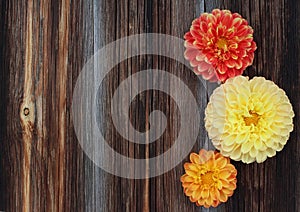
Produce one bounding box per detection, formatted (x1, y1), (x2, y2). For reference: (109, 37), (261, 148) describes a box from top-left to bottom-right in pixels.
(0, 0), (85, 211)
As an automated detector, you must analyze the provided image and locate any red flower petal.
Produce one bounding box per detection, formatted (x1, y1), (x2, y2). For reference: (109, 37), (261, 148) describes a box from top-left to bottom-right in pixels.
(184, 9), (256, 82)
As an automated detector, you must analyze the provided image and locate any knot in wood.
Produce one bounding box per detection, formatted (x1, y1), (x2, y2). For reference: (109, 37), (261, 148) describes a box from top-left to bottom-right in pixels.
(23, 107), (30, 116)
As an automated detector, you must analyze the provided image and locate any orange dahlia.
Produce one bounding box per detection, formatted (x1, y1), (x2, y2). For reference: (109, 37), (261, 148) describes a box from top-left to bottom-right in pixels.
(184, 9), (257, 82)
(181, 149), (237, 208)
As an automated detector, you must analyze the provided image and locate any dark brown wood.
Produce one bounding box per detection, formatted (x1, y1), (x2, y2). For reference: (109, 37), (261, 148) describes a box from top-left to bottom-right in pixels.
(0, 0), (299, 211)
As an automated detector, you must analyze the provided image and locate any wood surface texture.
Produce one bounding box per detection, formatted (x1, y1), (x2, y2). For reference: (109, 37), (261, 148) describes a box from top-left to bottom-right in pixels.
(0, 0), (299, 211)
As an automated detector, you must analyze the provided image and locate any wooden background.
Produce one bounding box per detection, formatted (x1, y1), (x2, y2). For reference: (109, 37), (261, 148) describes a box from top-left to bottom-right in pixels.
(0, 0), (299, 211)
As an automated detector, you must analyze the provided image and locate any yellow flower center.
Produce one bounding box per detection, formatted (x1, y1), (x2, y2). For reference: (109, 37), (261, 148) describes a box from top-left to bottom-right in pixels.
(216, 38), (228, 51)
(201, 171), (215, 186)
(243, 110), (261, 126)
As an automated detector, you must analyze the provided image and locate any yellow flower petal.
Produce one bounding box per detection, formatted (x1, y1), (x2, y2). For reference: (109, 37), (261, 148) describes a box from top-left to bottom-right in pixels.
(205, 76), (294, 163)
(241, 141), (253, 153)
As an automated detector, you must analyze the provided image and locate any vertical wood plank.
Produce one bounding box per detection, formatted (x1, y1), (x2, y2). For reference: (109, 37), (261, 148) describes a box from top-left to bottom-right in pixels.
(0, 0), (85, 211)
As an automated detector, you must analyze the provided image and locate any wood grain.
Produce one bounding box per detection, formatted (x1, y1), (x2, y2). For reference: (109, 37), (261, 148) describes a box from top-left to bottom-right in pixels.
(0, 0), (299, 211)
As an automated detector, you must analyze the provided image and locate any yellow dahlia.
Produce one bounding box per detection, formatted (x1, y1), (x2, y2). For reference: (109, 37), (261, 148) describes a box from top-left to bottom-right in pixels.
(184, 9), (257, 82)
(181, 149), (237, 208)
(205, 76), (294, 163)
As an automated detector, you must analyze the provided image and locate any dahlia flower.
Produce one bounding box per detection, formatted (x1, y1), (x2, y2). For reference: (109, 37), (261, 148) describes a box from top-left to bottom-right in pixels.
(181, 149), (237, 208)
(205, 76), (294, 163)
(184, 9), (257, 82)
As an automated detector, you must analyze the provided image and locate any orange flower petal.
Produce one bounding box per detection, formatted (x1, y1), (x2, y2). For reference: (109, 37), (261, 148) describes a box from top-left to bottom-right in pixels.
(181, 149), (237, 208)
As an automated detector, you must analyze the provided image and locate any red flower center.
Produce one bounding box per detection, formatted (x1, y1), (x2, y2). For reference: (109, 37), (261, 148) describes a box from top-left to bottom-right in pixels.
(216, 38), (229, 51)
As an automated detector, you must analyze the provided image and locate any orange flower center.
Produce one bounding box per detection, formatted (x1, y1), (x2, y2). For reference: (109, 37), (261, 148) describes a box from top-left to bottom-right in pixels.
(243, 110), (261, 126)
(216, 38), (228, 51)
(201, 171), (215, 186)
